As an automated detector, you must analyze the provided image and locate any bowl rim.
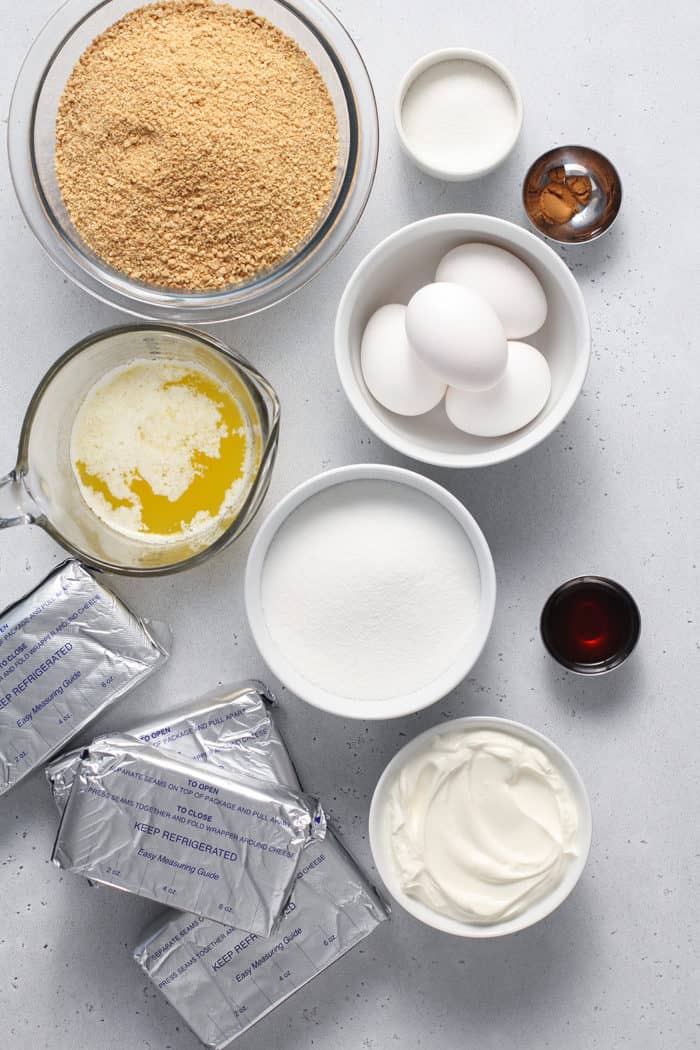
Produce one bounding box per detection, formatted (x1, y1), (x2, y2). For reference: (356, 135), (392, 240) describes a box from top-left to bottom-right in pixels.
(394, 48), (524, 181)
(244, 463), (497, 719)
(7, 0), (379, 323)
(368, 714), (593, 937)
(335, 213), (591, 468)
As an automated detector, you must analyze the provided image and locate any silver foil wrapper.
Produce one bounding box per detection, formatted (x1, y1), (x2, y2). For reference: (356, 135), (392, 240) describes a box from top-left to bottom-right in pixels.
(46, 681), (296, 814)
(135, 837), (388, 1049)
(131, 687), (388, 1047)
(52, 734), (325, 936)
(0, 560), (167, 796)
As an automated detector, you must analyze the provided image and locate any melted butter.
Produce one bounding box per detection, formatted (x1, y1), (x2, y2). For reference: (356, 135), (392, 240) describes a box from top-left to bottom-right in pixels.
(71, 359), (258, 543)
(126, 372), (248, 536)
(75, 462), (135, 511)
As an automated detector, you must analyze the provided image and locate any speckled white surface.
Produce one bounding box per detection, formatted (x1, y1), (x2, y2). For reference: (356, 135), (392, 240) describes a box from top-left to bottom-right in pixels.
(1, 1), (698, 1047)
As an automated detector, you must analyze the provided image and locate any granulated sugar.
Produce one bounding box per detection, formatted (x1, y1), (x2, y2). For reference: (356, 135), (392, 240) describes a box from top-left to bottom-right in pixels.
(260, 480), (482, 702)
(55, 0), (338, 290)
(400, 58), (518, 175)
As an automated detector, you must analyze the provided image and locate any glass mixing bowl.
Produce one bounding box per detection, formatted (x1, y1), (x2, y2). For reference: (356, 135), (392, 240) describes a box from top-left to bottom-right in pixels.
(8, 0), (378, 323)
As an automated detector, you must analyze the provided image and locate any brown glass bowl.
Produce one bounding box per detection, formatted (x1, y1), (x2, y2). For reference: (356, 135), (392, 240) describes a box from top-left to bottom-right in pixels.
(523, 146), (622, 244)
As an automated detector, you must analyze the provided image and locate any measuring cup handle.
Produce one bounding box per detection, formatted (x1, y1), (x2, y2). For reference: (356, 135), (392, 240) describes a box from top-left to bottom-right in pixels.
(0, 471), (36, 529)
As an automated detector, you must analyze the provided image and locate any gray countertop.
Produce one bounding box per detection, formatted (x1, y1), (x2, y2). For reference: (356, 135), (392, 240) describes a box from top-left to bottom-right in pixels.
(1, 1), (697, 1047)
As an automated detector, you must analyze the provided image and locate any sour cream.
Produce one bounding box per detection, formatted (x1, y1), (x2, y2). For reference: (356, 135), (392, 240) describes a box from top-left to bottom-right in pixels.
(389, 728), (579, 925)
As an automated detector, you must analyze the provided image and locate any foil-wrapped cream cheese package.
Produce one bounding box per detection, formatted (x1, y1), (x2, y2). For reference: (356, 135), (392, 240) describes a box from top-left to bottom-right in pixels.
(135, 837), (389, 1049)
(46, 681), (297, 813)
(122, 684), (389, 1048)
(52, 733), (325, 936)
(0, 560), (167, 795)
(47, 682), (388, 1044)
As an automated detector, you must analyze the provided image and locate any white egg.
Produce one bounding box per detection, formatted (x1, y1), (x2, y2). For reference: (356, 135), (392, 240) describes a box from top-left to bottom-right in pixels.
(436, 243), (548, 339)
(445, 341), (551, 437)
(405, 282), (507, 391)
(360, 304), (447, 416)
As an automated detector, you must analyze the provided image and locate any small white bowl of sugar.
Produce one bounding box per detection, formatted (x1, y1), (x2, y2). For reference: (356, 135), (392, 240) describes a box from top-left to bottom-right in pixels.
(245, 464), (496, 719)
(395, 48), (523, 181)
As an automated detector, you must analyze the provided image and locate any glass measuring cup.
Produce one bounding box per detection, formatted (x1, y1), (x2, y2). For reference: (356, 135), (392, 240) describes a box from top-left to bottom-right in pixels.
(0, 325), (280, 575)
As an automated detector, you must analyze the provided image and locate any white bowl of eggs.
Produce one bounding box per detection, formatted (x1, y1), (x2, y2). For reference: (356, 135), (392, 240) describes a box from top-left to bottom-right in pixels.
(335, 214), (590, 468)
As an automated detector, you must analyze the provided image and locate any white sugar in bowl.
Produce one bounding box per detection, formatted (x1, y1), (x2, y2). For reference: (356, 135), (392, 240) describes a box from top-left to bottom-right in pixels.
(245, 464), (496, 719)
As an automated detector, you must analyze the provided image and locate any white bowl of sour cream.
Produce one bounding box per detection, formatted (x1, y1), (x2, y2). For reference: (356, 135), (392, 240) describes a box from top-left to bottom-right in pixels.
(369, 716), (592, 936)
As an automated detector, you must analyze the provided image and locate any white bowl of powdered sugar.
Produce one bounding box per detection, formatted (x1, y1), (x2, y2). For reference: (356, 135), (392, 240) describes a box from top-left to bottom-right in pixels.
(244, 464), (496, 718)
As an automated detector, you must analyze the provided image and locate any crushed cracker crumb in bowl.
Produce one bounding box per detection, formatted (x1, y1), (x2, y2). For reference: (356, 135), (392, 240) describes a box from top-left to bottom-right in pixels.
(8, 0), (378, 323)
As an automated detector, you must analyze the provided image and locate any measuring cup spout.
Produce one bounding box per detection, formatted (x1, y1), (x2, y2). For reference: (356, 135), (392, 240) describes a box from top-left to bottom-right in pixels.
(0, 470), (38, 529)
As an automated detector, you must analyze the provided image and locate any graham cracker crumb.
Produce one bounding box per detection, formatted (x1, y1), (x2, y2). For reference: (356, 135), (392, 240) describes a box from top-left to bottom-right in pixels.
(55, 0), (339, 291)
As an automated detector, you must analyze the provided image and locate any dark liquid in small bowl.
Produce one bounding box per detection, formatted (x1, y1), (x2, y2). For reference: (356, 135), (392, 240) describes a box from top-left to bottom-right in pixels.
(541, 576), (640, 674)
